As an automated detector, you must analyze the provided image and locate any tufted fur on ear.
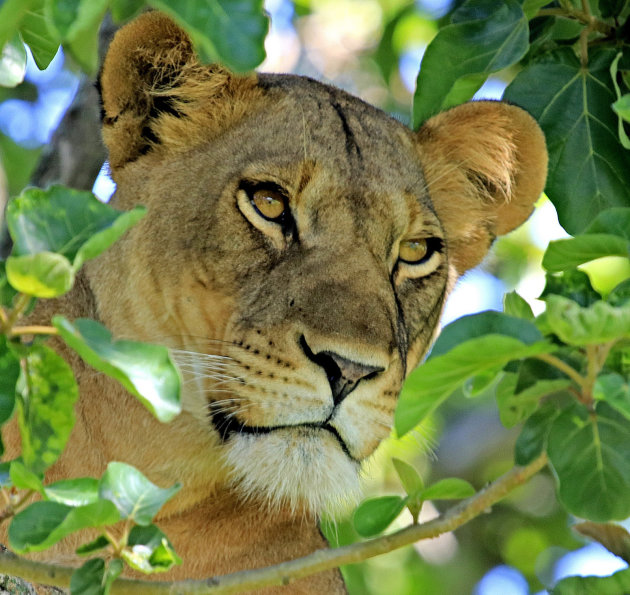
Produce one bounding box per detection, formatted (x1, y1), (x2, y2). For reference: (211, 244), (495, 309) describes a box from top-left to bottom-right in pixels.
(100, 11), (262, 170)
(415, 101), (548, 274)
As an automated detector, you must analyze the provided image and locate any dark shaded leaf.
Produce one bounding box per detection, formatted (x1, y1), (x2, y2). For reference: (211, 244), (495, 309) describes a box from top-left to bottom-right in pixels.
(504, 49), (630, 234)
(413, 0), (528, 126)
(70, 558), (105, 595)
(9, 500), (119, 553)
(540, 270), (602, 306)
(0, 335), (19, 424)
(594, 373), (630, 421)
(148, 0), (269, 72)
(548, 402), (630, 521)
(76, 535), (110, 556)
(515, 402), (559, 465)
(552, 567), (630, 594)
(574, 521), (630, 563)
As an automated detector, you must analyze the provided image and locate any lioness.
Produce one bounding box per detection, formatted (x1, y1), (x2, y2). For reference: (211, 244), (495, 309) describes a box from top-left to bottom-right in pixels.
(4, 11), (547, 593)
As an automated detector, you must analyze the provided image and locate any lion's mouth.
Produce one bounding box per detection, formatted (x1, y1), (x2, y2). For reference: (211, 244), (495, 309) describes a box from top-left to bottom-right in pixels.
(209, 404), (354, 460)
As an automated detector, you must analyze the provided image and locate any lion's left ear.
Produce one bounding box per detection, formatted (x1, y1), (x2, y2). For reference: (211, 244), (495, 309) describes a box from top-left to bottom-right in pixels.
(415, 101), (548, 274)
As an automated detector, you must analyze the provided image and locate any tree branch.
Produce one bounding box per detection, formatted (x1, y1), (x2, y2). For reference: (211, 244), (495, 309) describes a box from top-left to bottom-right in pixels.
(0, 453), (548, 594)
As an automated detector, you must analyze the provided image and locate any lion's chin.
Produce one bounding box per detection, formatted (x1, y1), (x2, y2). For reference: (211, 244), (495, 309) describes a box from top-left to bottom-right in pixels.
(224, 427), (362, 517)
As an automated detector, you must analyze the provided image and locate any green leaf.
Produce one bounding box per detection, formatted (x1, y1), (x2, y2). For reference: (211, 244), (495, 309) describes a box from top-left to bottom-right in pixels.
(0, 0), (34, 52)
(0, 461), (10, 488)
(421, 478), (475, 500)
(0, 35), (26, 87)
(395, 335), (555, 436)
(110, 0), (145, 22)
(0, 261), (18, 307)
(543, 235), (630, 273)
(9, 499), (120, 553)
(545, 295), (630, 345)
(0, 336), (19, 425)
(515, 403), (559, 466)
(594, 374), (630, 421)
(413, 0), (528, 126)
(98, 462), (181, 526)
(19, 0), (59, 70)
(548, 402), (630, 521)
(9, 461), (43, 494)
(392, 458), (424, 497)
(496, 373), (571, 428)
(7, 185), (146, 271)
(585, 207), (630, 240)
(599, 0), (629, 18)
(6, 252), (74, 298)
(552, 567), (630, 595)
(540, 270), (602, 307)
(76, 535), (110, 556)
(70, 557), (121, 595)
(70, 558), (106, 595)
(53, 317), (181, 423)
(573, 521), (630, 564)
(430, 310), (544, 358)
(608, 279), (630, 307)
(46, 0), (109, 75)
(353, 495), (407, 537)
(611, 53), (630, 149)
(504, 49), (630, 235)
(17, 344), (79, 475)
(614, 94), (630, 123)
(148, 0), (269, 72)
(45, 478), (99, 506)
(503, 291), (534, 320)
(123, 525), (181, 573)
(521, 0), (553, 19)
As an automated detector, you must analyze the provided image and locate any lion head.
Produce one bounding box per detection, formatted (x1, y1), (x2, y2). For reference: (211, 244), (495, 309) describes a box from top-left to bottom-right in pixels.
(90, 12), (547, 516)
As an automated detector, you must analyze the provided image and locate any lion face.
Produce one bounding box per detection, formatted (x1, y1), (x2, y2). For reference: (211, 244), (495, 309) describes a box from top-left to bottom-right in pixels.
(91, 13), (547, 515)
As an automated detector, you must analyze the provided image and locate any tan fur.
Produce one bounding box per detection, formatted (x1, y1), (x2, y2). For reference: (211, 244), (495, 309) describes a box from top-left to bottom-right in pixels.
(2, 12), (547, 593)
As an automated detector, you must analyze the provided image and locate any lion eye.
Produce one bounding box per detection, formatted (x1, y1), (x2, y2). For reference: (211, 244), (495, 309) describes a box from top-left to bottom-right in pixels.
(399, 238), (428, 263)
(251, 188), (287, 221)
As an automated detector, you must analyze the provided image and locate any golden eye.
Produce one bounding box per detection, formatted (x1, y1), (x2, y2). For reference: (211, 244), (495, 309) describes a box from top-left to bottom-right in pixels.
(399, 238), (428, 263)
(252, 188), (286, 221)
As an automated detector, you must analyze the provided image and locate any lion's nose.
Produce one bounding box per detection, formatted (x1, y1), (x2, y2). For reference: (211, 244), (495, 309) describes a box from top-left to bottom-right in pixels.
(299, 336), (384, 404)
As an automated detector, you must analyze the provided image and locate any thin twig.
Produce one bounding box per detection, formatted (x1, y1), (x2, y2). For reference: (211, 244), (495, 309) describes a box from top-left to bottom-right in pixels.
(534, 353), (586, 389)
(9, 325), (58, 337)
(0, 453), (548, 594)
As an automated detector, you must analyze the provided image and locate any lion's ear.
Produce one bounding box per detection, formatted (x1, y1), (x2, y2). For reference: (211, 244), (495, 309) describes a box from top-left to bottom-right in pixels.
(415, 101), (548, 274)
(100, 12), (258, 170)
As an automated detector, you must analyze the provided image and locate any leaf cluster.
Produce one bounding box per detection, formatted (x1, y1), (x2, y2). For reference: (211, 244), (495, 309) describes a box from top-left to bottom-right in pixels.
(0, 187), (183, 593)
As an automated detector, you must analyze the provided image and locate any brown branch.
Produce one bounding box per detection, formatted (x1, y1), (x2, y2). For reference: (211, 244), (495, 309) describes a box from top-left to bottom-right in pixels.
(0, 453), (548, 594)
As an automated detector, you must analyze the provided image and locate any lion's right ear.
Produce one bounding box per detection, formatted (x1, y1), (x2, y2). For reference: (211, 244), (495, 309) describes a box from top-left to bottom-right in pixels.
(100, 12), (259, 171)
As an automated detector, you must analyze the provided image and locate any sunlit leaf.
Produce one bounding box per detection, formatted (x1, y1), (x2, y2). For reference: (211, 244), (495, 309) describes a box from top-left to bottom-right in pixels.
(545, 295), (630, 345)
(53, 317), (181, 423)
(17, 344), (79, 475)
(9, 500), (119, 553)
(9, 461), (43, 494)
(503, 291), (534, 320)
(123, 524), (181, 573)
(421, 478), (475, 500)
(396, 336), (554, 436)
(392, 458), (423, 497)
(504, 49), (630, 234)
(0, 34), (26, 87)
(98, 462), (180, 526)
(45, 478), (99, 506)
(548, 402), (630, 521)
(148, 0), (269, 72)
(6, 252), (74, 298)
(413, 0), (528, 126)
(353, 496), (407, 537)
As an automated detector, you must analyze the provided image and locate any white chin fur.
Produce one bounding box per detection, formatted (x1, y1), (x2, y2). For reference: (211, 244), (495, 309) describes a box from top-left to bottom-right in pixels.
(225, 427), (362, 517)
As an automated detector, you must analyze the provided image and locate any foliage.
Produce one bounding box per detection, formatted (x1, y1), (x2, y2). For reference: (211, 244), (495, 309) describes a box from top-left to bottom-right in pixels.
(0, 0), (629, 594)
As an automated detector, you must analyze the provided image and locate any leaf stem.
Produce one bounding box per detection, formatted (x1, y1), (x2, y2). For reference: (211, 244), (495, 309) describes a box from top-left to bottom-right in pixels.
(9, 325), (58, 337)
(534, 353), (587, 389)
(0, 454), (548, 594)
(2, 294), (31, 334)
(535, 7), (612, 36)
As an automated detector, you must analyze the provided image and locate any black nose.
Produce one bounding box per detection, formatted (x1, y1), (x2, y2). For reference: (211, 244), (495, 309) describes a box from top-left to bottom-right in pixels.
(300, 336), (384, 405)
